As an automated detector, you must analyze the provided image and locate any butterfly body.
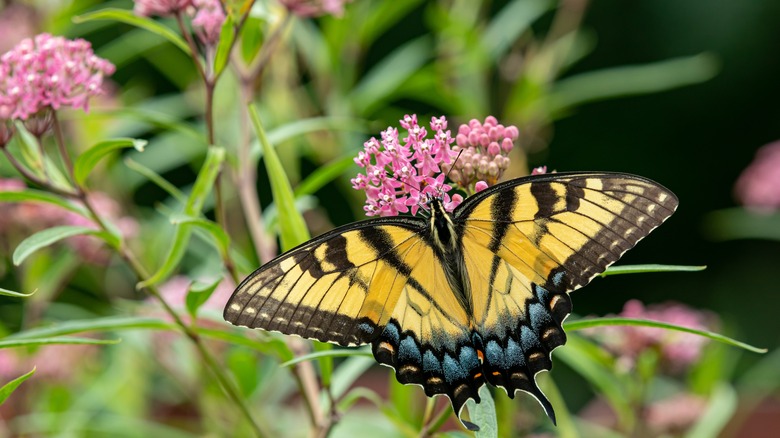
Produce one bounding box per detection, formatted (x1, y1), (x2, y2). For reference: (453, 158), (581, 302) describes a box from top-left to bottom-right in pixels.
(225, 172), (679, 431)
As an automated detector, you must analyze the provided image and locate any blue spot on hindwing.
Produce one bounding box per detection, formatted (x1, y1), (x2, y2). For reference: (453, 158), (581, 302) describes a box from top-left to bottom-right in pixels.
(485, 340), (505, 369)
(398, 336), (421, 362)
(383, 322), (400, 344)
(529, 303), (550, 332)
(505, 337), (524, 368)
(442, 353), (467, 384)
(357, 322), (374, 336)
(520, 325), (540, 350)
(533, 283), (551, 303)
(423, 350), (441, 373)
(459, 346), (480, 372)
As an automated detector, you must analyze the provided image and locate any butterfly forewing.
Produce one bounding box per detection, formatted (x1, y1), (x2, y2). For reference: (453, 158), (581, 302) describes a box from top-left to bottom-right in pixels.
(225, 219), (428, 346)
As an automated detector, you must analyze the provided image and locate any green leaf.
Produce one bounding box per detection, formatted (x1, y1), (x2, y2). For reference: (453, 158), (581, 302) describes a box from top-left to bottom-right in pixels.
(0, 287), (36, 298)
(536, 374), (578, 438)
(170, 214), (230, 260)
(138, 146), (224, 288)
(74, 138), (146, 186)
(249, 105), (310, 250)
(554, 334), (633, 428)
(547, 53), (719, 116)
(294, 155), (357, 197)
(185, 278), (222, 318)
(0, 189), (88, 216)
(124, 157), (187, 203)
(5, 316), (173, 340)
(313, 342), (334, 388)
(704, 207), (780, 241)
(266, 116), (368, 145)
(0, 368), (35, 405)
(483, 0), (553, 61)
(213, 13), (235, 77)
(566, 317), (767, 354)
(13, 226), (118, 266)
(686, 384), (738, 438)
(350, 36), (432, 114)
(73, 9), (191, 55)
(0, 337), (120, 348)
(601, 264), (706, 276)
(279, 347), (371, 367)
(465, 385), (497, 436)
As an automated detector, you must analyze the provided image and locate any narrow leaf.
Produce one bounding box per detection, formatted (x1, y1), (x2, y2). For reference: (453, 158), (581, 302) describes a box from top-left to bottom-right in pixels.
(13, 226), (113, 266)
(548, 53), (719, 116)
(170, 214), (230, 259)
(294, 155), (356, 197)
(279, 347), (371, 367)
(0, 337), (120, 348)
(483, 0), (553, 61)
(139, 146), (224, 288)
(686, 384), (738, 438)
(0, 190), (88, 216)
(74, 138), (146, 186)
(124, 157), (187, 203)
(566, 317), (767, 354)
(0, 287), (36, 298)
(601, 264), (706, 276)
(266, 117), (368, 145)
(74, 9), (190, 54)
(213, 14), (235, 77)
(185, 278), (222, 318)
(5, 316), (173, 340)
(249, 105), (310, 250)
(465, 385), (497, 436)
(0, 368), (35, 405)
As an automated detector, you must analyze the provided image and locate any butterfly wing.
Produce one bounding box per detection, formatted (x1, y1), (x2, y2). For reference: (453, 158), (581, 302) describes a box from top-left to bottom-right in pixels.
(453, 172), (679, 422)
(224, 217), (430, 346)
(224, 216), (485, 428)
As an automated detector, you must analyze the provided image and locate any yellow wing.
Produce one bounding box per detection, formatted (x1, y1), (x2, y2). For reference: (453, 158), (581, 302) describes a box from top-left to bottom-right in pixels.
(453, 172), (679, 422)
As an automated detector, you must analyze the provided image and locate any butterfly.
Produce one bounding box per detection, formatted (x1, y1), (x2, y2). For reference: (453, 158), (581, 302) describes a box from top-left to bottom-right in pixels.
(224, 172), (678, 431)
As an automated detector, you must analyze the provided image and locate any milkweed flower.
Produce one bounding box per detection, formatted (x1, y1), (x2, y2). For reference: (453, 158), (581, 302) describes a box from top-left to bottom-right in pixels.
(191, 0), (226, 47)
(351, 115), (460, 217)
(442, 116), (519, 190)
(133, 0), (192, 17)
(734, 140), (780, 211)
(585, 300), (715, 372)
(279, 0), (353, 17)
(0, 33), (115, 121)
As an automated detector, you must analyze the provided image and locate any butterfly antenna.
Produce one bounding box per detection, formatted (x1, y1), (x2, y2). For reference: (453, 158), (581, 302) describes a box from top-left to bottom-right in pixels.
(446, 148), (464, 182)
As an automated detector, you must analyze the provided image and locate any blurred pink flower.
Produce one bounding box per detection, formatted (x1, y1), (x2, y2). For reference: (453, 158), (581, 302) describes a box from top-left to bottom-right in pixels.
(351, 115), (460, 216)
(0, 179), (137, 264)
(0, 33), (115, 121)
(156, 275), (235, 315)
(133, 0), (192, 17)
(586, 299), (715, 372)
(645, 393), (707, 434)
(0, 4), (39, 55)
(191, 0), (226, 47)
(0, 343), (98, 382)
(734, 141), (780, 211)
(280, 0), (352, 17)
(442, 116), (519, 189)
(531, 165), (548, 175)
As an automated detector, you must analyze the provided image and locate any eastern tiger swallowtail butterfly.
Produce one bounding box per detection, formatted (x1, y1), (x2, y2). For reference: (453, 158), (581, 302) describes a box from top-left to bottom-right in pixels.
(224, 172), (678, 431)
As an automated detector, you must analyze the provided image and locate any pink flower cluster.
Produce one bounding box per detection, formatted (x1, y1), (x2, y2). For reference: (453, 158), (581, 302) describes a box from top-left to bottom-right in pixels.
(133, 0), (225, 47)
(441, 116), (519, 190)
(351, 115), (461, 216)
(0, 34), (115, 121)
(191, 0), (226, 46)
(586, 299), (714, 372)
(133, 0), (191, 17)
(279, 0), (353, 17)
(734, 140), (780, 211)
(0, 178), (138, 265)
